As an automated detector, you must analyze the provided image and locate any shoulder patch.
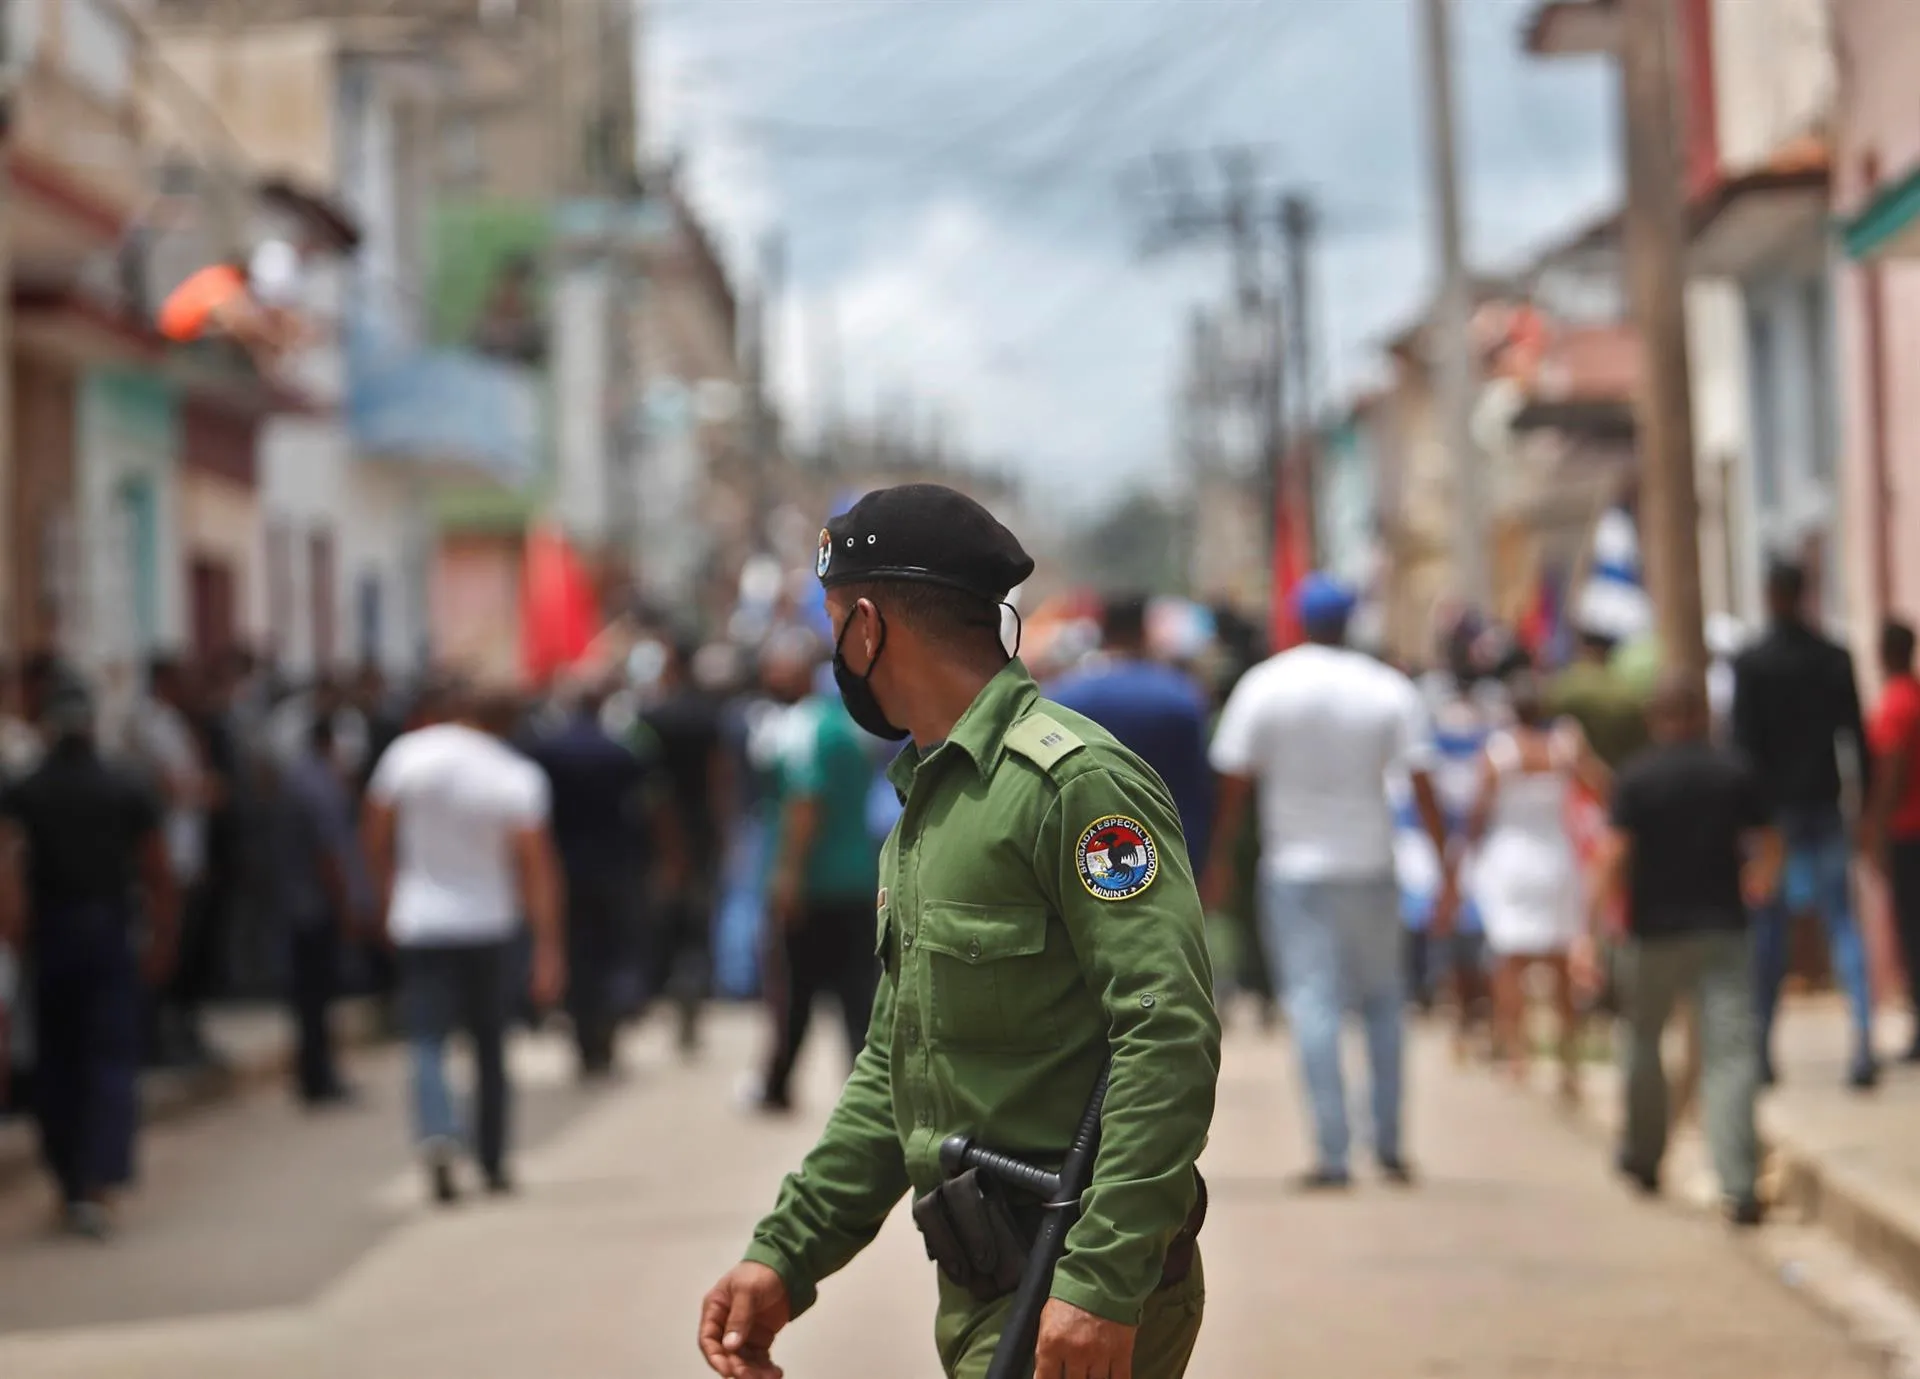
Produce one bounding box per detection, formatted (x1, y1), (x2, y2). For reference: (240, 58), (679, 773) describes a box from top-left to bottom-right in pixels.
(1075, 815), (1160, 901)
(1003, 713), (1085, 772)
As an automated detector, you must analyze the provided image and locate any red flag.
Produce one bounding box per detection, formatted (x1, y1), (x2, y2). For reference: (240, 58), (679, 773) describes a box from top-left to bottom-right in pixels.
(520, 522), (598, 684)
(1268, 491), (1309, 653)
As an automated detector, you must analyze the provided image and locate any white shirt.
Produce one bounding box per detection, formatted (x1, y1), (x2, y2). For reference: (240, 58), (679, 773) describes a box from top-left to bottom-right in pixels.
(126, 697), (207, 883)
(1210, 643), (1433, 882)
(248, 240), (303, 307)
(368, 723), (550, 947)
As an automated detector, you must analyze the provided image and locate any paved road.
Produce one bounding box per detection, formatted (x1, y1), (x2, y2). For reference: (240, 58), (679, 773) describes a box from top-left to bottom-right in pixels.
(0, 1008), (1885, 1378)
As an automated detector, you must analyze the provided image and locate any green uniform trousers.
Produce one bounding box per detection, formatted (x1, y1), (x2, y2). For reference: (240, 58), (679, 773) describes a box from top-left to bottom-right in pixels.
(1616, 931), (1760, 1201)
(935, 1251), (1206, 1379)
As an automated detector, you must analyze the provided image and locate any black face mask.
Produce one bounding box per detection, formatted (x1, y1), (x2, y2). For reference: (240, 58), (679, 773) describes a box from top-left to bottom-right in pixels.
(833, 605), (910, 742)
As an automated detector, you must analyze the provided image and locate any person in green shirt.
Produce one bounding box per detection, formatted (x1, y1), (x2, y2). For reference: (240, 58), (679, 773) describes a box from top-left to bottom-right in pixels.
(1549, 626), (1650, 771)
(700, 485), (1219, 1379)
(755, 631), (884, 1112)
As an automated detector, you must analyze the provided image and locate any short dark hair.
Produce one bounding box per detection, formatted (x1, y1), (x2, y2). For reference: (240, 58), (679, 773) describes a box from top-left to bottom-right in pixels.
(1103, 594), (1150, 649)
(836, 580), (1005, 658)
(1883, 619), (1917, 674)
(1767, 560), (1806, 608)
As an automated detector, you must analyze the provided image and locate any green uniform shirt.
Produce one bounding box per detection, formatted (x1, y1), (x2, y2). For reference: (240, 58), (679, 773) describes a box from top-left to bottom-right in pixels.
(744, 661), (1221, 1326)
(1548, 660), (1650, 770)
(771, 696), (882, 903)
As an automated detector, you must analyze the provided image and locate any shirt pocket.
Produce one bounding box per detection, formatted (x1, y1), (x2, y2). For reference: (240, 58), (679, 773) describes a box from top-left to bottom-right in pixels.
(917, 901), (1058, 1052)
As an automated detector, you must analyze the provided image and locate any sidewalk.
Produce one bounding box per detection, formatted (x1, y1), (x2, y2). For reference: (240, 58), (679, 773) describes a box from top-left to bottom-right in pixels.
(1522, 993), (1920, 1307)
(0, 999), (382, 1191)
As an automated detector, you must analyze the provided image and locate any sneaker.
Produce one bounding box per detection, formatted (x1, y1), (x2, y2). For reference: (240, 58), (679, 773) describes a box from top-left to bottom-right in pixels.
(484, 1170), (516, 1197)
(1726, 1195), (1765, 1228)
(1903, 1042), (1920, 1065)
(1291, 1167), (1353, 1193)
(1379, 1159), (1417, 1187)
(64, 1201), (113, 1242)
(1849, 1058), (1880, 1093)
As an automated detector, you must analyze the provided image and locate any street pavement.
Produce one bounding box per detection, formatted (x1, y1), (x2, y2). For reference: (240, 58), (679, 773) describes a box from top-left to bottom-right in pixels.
(0, 1006), (1889, 1379)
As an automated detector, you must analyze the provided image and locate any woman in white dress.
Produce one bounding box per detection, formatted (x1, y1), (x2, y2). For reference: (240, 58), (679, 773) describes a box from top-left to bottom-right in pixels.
(1466, 671), (1611, 1096)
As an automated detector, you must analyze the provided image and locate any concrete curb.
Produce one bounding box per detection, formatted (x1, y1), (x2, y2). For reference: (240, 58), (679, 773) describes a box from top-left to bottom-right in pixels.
(0, 999), (386, 1194)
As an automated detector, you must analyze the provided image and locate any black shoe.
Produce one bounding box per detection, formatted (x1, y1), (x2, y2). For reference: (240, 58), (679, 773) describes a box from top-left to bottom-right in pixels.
(1726, 1195), (1765, 1228)
(1291, 1167), (1352, 1193)
(1379, 1158), (1416, 1187)
(1849, 1058), (1880, 1092)
(429, 1158), (460, 1206)
(1903, 1042), (1920, 1065)
(1617, 1159), (1660, 1197)
(484, 1170), (516, 1197)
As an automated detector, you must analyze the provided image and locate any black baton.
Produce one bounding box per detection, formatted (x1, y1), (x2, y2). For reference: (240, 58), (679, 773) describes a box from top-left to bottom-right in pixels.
(939, 1062), (1111, 1379)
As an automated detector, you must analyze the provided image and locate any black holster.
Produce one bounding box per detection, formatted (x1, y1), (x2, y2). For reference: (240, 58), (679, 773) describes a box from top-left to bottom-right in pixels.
(912, 1168), (1033, 1302)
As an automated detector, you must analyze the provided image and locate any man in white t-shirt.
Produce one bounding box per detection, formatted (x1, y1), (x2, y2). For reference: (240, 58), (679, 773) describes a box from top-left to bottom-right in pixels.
(1204, 575), (1454, 1189)
(363, 680), (564, 1203)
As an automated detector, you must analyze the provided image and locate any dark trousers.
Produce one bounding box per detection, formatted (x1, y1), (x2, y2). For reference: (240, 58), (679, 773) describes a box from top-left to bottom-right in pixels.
(34, 904), (142, 1204)
(564, 870), (629, 1075)
(763, 899), (880, 1105)
(401, 942), (511, 1175)
(1890, 840), (1920, 1045)
(288, 921), (343, 1102)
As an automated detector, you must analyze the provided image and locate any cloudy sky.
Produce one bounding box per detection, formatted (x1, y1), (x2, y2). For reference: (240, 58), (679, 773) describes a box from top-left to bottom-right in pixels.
(645, 0), (1621, 515)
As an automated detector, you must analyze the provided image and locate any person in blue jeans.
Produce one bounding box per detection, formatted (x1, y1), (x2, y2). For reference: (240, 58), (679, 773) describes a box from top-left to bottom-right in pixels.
(1207, 575), (1453, 1188)
(1733, 561), (1878, 1090)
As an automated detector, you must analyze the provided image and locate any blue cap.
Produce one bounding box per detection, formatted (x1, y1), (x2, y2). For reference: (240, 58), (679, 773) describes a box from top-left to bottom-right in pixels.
(1295, 573), (1358, 629)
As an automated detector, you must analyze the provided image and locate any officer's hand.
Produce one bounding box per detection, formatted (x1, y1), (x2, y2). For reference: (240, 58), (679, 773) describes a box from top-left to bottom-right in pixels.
(698, 1262), (791, 1379)
(1034, 1297), (1137, 1379)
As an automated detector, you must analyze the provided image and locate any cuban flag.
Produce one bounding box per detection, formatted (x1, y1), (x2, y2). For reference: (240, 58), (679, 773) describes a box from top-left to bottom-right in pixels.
(1572, 507), (1651, 643)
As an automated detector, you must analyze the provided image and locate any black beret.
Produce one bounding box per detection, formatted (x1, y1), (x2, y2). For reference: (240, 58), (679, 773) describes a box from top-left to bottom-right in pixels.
(816, 483), (1034, 603)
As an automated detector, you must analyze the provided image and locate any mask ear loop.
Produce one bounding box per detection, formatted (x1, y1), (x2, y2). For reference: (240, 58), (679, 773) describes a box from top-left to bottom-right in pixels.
(1000, 602), (1024, 659)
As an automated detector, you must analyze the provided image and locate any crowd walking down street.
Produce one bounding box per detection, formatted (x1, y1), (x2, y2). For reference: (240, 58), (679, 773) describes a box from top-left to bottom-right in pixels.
(9, 484), (1920, 1377)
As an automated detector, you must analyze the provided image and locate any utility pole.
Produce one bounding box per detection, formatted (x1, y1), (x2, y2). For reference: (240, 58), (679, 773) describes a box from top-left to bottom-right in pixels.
(1619, 0), (1706, 687)
(1418, 0), (1490, 615)
(1280, 192), (1320, 563)
(1136, 145), (1291, 577)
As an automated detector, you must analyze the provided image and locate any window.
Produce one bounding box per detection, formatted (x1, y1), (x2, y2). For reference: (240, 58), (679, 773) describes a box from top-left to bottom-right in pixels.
(62, 0), (133, 102)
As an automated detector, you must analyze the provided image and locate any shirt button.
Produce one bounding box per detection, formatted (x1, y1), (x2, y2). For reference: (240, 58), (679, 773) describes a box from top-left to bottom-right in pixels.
(918, 1109), (930, 1126)
(967, 938), (982, 960)
(1140, 994), (1157, 1010)
(903, 932), (915, 949)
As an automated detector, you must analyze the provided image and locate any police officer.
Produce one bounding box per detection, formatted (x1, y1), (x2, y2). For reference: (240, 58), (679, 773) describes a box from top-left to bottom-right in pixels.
(0, 679), (177, 1238)
(699, 485), (1220, 1379)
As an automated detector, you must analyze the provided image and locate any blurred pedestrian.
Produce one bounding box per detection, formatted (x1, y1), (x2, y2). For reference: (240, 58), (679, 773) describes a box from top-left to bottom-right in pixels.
(1465, 669), (1609, 1098)
(528, 677), (679, 1079)
(275, 716), (366, 1107)
(751, 631), (880, 1113)
(362, 682), (566, 1203)
(1865, 618), (1920, 1061)
(1582, 672), (1775, 1225)
(1206, 573), (1453, 1188)
(1048, 593), (1214, 869)
(638, 637), (732, 1053)
(127, 656), (215, 1067)
(1549, 624), (1649, 771)
(1734, 561), (1877, 1090)
(0, 679), (177, 1238)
